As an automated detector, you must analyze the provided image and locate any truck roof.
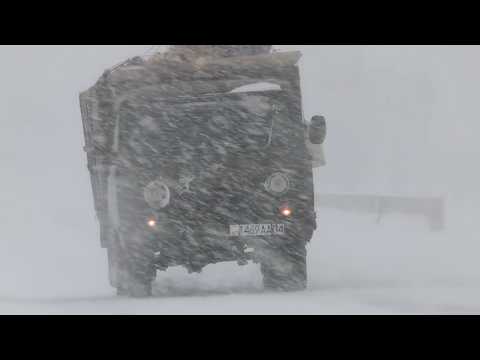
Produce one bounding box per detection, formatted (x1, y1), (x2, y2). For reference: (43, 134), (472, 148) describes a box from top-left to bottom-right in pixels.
(87, 51), (301, 89)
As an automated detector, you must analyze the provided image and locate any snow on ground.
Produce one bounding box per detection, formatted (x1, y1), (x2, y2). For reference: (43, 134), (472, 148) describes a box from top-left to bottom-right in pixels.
(1, 199), (480, 314)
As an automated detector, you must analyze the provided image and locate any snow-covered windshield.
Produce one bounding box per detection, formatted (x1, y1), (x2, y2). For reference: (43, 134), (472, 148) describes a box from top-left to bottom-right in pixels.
(119, 93), (279, 167)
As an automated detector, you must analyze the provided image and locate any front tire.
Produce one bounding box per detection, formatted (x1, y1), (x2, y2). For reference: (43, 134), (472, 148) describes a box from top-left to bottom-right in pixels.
(260, 242), (307, 292)
(107, 237), (155, 298)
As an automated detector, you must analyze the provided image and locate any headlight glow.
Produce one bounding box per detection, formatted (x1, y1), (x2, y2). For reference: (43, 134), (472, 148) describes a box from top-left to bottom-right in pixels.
(280, 206), (293, 217)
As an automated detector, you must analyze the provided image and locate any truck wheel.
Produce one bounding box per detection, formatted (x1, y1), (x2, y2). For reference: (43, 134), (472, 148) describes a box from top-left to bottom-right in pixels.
(124, 278), (153, 298)
(107, 240), (155, 298)
(260, 243), (307, 292)
(107, 242), (123, 289)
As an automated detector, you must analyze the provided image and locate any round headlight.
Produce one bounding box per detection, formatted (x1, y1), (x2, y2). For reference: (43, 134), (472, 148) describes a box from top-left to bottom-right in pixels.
(264, 173), (290, 194)
(144, 180), (170, 209)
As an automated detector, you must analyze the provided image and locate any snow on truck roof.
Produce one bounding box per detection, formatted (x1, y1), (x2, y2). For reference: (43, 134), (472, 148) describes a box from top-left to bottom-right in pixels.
(230, 82), (282, 93)
(102, 51), (302, 82)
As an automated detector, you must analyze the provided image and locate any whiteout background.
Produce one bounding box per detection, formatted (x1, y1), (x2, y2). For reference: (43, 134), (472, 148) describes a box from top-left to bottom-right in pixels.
(0, 45), (479, 314)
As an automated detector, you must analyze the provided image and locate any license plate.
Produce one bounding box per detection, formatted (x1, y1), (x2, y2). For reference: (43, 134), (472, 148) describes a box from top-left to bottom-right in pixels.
(229, 224), (285, 237)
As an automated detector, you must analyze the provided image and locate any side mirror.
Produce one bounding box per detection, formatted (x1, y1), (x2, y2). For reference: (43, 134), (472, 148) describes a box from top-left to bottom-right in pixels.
(309, 115), (327, 145)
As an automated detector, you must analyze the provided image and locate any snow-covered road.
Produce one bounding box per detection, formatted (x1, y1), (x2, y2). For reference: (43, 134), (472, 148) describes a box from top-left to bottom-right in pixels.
(2, 205), (479, 315)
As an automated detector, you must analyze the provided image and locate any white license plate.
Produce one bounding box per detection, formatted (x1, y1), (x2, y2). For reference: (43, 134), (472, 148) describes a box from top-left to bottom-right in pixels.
(229, 224), (285, 237)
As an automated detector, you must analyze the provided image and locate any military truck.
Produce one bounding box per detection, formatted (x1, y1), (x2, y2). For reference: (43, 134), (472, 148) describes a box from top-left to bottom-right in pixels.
(79, 45), (327, 297)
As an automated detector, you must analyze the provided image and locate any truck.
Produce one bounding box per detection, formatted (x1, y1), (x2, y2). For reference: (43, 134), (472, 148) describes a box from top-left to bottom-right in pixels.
(79, 45), (327, 297)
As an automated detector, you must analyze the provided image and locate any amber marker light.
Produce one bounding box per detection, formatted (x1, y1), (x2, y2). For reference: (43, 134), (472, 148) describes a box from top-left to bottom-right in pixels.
(280, 206), (293, 217)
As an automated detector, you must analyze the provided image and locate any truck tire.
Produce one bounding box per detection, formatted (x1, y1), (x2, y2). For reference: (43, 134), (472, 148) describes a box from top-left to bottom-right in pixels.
(260, 242), (307, 292)
(107, 238), (155, 298)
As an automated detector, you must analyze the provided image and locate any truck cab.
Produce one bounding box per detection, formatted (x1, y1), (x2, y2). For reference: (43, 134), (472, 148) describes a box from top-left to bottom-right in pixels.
(80, 45), (326, 297)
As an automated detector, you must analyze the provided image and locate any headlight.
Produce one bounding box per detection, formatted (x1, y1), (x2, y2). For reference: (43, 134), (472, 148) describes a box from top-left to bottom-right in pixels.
(264, 172), (290, 194)
(144, 180), (170, 209)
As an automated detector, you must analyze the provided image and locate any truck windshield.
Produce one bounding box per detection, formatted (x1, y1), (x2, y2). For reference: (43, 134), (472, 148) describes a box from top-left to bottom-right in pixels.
(119, 93), (283, 167)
